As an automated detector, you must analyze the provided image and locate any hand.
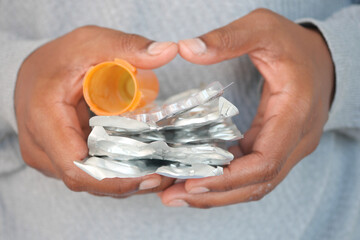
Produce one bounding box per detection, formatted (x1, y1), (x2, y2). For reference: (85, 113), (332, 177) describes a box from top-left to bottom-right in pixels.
(159, 9), (334, 208)
(15, 26), (178, 197)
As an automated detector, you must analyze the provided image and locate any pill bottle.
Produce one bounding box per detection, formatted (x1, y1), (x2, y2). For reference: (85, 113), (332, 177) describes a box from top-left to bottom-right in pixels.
(83, 59), (159, 115)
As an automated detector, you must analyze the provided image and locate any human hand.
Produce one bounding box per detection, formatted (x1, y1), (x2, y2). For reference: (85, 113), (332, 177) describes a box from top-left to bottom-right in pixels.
(15, 26), (178, 197)
(159, 9), (334, 208)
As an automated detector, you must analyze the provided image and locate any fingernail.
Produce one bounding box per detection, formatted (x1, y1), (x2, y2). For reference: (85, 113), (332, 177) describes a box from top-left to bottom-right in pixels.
(181, 38), (207, 55)
(139, 178), (161, 190)
(147, 41), (174, 55)
(188, 187), (209, 194)
(167, 199), (189, 207)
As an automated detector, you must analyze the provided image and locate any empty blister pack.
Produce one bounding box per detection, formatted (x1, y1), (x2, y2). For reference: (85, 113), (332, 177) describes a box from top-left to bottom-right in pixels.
(121, 81), (225, 123)
(112, 120), (242, 144)
(88, 126), (233, 165)
(75, 82), (242, 179)
(74, 157), (224, 180)
(90, 97), (239, 132)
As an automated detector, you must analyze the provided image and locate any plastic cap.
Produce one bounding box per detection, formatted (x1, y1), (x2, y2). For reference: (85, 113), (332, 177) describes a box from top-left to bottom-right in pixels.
(83, 59), (159, 116)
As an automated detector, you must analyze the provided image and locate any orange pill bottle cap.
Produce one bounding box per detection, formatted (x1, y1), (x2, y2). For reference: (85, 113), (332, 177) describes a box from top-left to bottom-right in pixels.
(83, 59), (159, 116)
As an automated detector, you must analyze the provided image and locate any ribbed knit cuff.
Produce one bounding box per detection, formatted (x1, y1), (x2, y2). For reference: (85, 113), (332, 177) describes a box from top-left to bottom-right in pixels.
(296, 6), (360, 136)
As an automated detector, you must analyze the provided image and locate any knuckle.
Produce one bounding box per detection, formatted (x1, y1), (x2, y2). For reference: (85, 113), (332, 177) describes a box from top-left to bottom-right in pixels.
(209, 27), (237, 51)
(250, 192), (266, 202)
(21, 153), (38, 169)
(222, 167), (236, 191)
(70, 25), (101, 42)
(254, 151), (282, 182)
(313, 134), (322, 148)
(249, 8), (281, 31)
(62, 169), (83, 192)
(262, 160), (282, 182)
(250, 8), (275, 17)
(110, 179), (135, 195)
(306, 134), (322, 155)
(307, 144), (318, 156)
(249, 184), (268, 202)
(115, 184), (126, 195)
(18, 140), (41, 171)
(73, 25), (99, 35)
(119, 33), (141, 53)
(309, 141), (319, 154)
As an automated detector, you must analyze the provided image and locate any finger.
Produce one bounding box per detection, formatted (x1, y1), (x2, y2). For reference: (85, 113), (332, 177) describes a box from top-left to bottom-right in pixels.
(161, 132), (320, 208)
(225, 83), (271, 159)
(88, 191), (137, 199)
(239, 83), (271, 154)
(63, 159), (166, 195)
(44, 105), (172, 194)
(178, 125), (321, 198)
(27, 69), (168, 196)
(50, 105), (173, 194)
(185, 94), (308, 194)
(178, 9), (282, 65)
(76, 97), (91, 140)
(67, 26), (179, 70)
(228, 145), (244, 159)
(136, 175), (176, 194)
(88, 174), (175, 197)
(15, 25), (179, 196)
(178, 83), (284, 193)
(27, 82), (161, 195)
(160, 181), (273, 208)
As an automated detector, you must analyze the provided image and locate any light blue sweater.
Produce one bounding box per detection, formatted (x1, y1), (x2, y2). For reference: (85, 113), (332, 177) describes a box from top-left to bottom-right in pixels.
(0, 0), (359, 239)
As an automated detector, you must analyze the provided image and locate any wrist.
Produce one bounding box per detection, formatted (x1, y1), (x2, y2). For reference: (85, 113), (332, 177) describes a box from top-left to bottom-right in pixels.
(300, 23), (335, 109)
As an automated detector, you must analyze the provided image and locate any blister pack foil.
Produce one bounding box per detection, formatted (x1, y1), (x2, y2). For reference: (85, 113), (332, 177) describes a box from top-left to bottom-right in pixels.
(88, 126), (233, 165)
(75, 82), (242, 179)
(74, 157), (224, 180)
(89, 97), (239, 132)
(122, 81), (224, 123)
(108, 120), (242, 144)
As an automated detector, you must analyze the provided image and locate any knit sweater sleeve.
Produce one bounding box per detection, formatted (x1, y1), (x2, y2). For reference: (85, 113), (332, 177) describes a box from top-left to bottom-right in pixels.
(297, 4), (360, 140)
(0, 31), (48, 135)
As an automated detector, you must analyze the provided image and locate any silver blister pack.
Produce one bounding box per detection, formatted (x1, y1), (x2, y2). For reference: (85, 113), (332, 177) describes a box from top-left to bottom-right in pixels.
(90, 97), (239, 132)
(75, 82), (243, 179)
(74, 157), (223, 180)
(88, 126), (233, 165)
(110, 120), (242, 144)
(122, 81), (225, 123)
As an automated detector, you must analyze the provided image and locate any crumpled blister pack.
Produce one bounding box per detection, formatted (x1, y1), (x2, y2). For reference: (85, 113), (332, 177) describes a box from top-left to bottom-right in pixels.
(75, 82), (243, 180)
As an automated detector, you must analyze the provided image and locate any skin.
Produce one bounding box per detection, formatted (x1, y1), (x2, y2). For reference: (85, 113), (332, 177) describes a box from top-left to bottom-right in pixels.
(15, 9), (334, 207)
(15, 26), (178, 197)
(160, 9), (334, 208)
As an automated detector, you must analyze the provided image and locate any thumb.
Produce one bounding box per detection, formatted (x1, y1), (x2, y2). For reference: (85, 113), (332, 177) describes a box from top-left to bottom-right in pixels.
(178, 9), (278, 65)
(70, 25), (179, 69)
